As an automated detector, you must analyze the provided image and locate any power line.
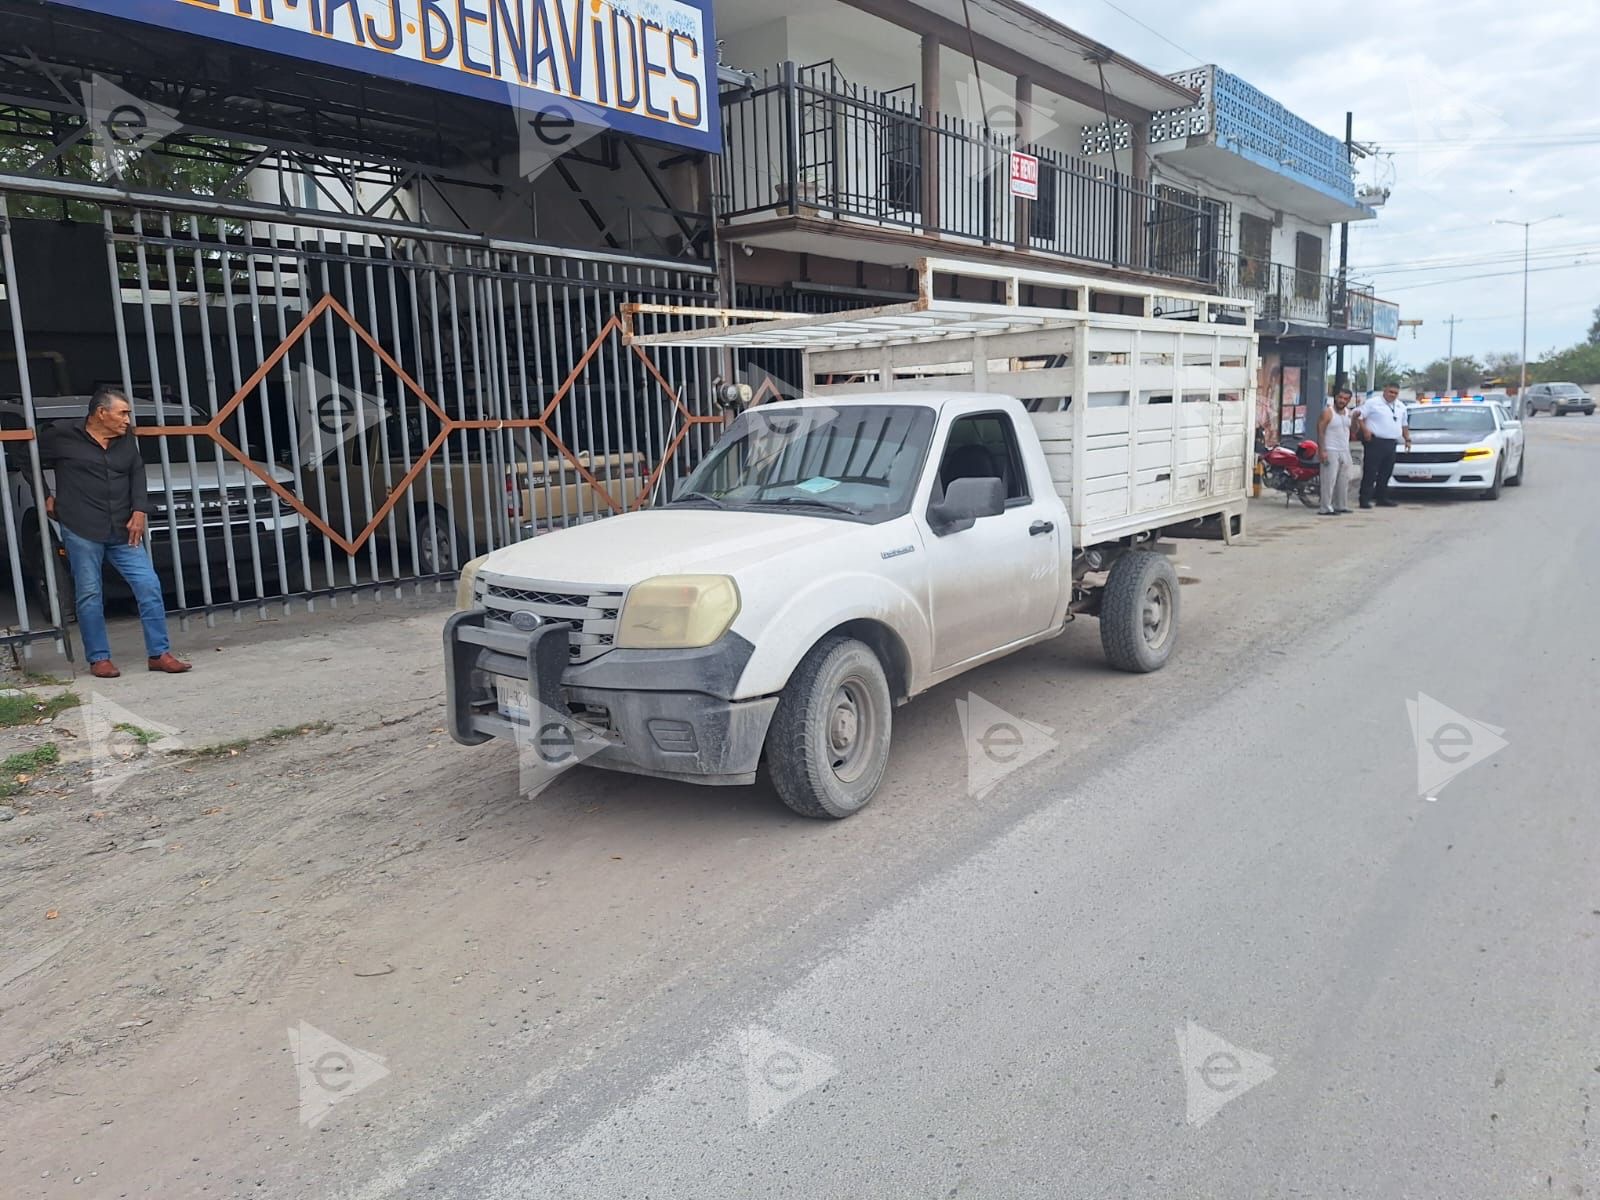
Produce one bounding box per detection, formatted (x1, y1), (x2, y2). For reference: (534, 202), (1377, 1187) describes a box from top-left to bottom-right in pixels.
(1383, 260), (1598, 292)
(1361, 242), (1600, 275)
(1091, 0), (1207, 67)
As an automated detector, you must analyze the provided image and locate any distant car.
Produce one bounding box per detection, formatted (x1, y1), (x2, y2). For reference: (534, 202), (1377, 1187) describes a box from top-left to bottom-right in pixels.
(1391, 397), (1526, 500)
(1524, 382), (1595, 416)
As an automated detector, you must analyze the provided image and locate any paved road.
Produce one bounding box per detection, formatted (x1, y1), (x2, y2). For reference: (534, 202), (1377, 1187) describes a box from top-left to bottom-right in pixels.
(353, 415), (1598, 1199)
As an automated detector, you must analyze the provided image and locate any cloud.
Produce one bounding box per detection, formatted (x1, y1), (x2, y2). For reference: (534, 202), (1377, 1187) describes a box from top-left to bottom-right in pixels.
(1044, 0), (1600, 364)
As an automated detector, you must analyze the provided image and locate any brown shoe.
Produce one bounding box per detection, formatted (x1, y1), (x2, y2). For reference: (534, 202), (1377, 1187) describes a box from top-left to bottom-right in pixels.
(147, 653), (192, 674)
(89, 660), (121, 679)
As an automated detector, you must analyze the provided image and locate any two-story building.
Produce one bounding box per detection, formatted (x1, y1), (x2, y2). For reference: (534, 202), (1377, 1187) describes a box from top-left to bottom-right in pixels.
(713, 1), (1380, 436)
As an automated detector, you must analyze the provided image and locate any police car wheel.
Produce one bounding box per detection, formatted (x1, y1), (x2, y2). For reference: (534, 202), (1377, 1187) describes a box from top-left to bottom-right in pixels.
(1481, 463), (1504, 501)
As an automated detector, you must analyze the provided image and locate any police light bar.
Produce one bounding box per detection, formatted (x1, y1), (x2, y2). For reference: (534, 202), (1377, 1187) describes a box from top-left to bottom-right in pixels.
(1410, 395), (1499, 404)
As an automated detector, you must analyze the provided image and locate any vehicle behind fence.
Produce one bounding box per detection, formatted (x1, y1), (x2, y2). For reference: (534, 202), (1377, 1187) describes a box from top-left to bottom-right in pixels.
(0, 187), (723, 655)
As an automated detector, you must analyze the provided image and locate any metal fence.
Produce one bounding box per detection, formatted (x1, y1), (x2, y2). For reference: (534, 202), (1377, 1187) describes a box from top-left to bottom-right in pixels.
(0, 180), (723, 654)
(720, 63), (1225, 286)
(1219, 255), (1375, 332)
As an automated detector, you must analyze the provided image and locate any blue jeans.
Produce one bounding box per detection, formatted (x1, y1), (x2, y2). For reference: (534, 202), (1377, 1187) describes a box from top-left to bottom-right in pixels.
(59, 526), (170, 663)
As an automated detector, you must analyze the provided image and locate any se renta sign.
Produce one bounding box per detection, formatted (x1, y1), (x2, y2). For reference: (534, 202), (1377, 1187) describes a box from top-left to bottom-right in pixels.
(1009, 150), (1039, 201)
(47, 0), (719, 154)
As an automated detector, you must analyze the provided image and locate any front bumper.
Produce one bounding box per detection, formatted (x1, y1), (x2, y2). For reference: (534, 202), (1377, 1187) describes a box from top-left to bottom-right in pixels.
(1388, 455), (1498, 491)
(444, 610), (775, 786)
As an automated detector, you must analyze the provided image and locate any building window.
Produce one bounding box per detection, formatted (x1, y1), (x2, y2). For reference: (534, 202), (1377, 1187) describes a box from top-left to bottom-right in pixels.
(880, 111), (921, 214)
(1238, 213), (1271, 289)
(1295, 232), (1322, 300)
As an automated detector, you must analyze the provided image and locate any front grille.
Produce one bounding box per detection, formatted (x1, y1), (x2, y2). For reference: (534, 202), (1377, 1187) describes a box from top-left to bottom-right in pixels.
(481, 574), (626, 663)
(1396, 450), (1464, 465)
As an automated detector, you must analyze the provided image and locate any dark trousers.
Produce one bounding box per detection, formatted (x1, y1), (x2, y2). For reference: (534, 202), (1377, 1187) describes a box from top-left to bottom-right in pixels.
(1359, 436), (1398, 504)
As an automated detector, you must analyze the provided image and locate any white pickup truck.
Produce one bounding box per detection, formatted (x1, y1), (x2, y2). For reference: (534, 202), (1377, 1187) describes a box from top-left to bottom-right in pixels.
(446, 260), (1255, 818)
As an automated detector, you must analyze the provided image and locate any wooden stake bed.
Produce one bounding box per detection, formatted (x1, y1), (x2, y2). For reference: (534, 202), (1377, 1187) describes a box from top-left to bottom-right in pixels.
(623, 258), (1259, 549)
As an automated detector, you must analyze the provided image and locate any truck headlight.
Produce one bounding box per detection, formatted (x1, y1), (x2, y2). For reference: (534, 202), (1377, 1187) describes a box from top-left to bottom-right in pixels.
(1462, 447), (1495, 460)
(456, 554), (490, 610)
(615, 575), (740, 649)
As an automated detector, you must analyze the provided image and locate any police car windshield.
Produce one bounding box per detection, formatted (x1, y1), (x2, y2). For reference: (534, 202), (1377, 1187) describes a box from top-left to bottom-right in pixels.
(1407, 407), (1495, 434)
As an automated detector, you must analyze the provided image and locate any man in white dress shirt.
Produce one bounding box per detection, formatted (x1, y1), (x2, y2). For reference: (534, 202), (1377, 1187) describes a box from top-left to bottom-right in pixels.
(1355, 384), (1412, 508)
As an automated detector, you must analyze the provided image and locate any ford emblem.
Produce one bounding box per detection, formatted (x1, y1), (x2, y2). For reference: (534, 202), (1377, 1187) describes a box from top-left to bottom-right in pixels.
(509, 610), (542, 632)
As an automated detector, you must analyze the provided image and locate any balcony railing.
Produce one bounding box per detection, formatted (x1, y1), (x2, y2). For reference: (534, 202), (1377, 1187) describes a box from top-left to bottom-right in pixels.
(1217, 256), (1375, 333)
(718, 63), (1226, 287)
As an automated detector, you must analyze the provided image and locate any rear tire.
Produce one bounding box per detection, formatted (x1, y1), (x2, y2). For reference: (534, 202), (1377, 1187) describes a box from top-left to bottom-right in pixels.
(22, 521), (74, 625)
(767, 635), (892, 820)
(412, 506), (468, 577)
(1100, 551), (1180, 673)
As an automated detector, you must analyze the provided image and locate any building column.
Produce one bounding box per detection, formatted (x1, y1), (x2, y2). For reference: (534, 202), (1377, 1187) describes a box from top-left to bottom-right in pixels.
(920, 35), (940, 234)
(1128, 121), (1150, 273)
(1013, 74), (1032, 252)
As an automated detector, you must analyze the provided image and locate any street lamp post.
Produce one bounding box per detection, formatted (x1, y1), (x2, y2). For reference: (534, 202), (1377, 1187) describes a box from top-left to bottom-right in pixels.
(1493, 215), (1562, 408)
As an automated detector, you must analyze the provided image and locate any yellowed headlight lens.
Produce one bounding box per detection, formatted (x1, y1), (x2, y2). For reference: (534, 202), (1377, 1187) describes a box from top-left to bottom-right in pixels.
(456, 554), (489, 610)
(616, 575), (740, 649)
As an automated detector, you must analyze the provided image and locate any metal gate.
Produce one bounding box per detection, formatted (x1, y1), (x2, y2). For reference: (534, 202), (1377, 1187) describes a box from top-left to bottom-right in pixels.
(0, 182), (723, 655)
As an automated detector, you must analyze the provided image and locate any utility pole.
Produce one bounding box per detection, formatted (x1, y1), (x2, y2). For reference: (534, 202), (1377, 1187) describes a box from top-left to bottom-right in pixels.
(1334, 111), (1352, 390)
(1443, 314), (1462, 392)
(1493, 214), (1562, 401)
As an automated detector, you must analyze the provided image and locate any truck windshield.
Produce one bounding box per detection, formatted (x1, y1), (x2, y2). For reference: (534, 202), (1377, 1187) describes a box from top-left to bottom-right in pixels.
(676, 404), (935, 523)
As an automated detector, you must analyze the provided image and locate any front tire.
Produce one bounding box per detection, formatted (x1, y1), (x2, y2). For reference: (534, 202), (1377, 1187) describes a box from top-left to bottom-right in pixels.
(767, 635), (893, 819)
(1100, 551), (1180, 673)
(1481, 462), (1504, 500)
(1506, 450), (1525, 487)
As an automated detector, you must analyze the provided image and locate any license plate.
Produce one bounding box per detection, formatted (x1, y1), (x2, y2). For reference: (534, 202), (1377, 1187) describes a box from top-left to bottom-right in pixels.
(496, 683), (532, 724)
(1396, 467), (1433, 479)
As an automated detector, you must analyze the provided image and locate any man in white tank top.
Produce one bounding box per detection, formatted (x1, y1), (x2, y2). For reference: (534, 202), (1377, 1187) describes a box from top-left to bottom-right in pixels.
(1317, 389), (1355, 514)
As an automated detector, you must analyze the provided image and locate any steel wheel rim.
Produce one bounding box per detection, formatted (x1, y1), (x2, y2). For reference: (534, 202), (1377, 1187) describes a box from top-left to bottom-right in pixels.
(826, 676), (876, 784)
(1142, 578), (1174, 650)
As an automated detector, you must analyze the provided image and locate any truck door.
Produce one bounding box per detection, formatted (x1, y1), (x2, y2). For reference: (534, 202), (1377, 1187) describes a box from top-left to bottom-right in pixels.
(919, 411), (1062, 671)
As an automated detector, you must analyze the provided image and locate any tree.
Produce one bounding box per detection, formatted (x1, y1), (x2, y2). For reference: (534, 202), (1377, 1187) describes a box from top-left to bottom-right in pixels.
(1406, 356), (1485, 392)
(1587, 304), (1600, 346)
(1530, 341), (1600, 385)
(1481, 351), (1523, 384)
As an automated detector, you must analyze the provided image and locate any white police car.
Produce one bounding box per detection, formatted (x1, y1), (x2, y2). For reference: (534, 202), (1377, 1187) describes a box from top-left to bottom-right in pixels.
(1390, 396), (1526, 500)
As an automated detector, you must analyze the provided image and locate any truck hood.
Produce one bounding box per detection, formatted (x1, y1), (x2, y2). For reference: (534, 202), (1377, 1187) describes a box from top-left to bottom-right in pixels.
(480, 509), (867, 588)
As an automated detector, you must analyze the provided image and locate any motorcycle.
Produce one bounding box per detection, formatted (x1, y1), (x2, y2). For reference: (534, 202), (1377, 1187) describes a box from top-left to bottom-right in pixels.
(1255, 434), (1322, 509)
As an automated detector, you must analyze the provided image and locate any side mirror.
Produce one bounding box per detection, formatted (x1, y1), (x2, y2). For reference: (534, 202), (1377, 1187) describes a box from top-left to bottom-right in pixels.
(928, 476), (1005, 535)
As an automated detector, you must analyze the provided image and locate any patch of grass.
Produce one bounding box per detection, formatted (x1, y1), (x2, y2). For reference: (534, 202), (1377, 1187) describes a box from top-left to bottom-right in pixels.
(0, 743), (60, 801)
(23, 670), (70, 688)
(177, 720), (336, 761)
(265, 721), (334, 741)
(113, 722), (163, 746)
(183, 738), (253, 760)
(0, 691), (79, 729)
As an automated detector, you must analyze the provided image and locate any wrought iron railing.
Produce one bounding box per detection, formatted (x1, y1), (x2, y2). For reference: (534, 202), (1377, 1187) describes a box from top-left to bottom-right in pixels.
(719, 63), (1225, 286)
(1217, 255), (1375, 332)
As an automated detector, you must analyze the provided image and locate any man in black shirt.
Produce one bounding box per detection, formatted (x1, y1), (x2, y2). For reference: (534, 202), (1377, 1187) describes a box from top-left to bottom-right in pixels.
(38, 385), (191, 678)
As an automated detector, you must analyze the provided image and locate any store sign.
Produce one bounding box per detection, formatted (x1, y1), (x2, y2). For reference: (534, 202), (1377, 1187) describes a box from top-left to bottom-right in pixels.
(1009, 150), (1039, 200)
(48, 0), (719, 153)
(1372, 299), (1401, 340)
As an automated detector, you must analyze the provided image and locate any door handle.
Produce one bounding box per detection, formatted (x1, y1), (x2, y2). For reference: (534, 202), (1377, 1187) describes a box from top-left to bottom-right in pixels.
(1029, 520), (1054, 536)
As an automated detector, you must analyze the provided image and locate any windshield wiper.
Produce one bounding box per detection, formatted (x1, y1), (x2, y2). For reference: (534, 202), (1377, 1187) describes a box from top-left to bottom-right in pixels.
(750, 495), (864, 516)
(671, 490), (728, 509)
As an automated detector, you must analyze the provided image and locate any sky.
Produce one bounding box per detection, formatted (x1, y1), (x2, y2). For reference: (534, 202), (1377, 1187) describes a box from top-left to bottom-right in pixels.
(1047, 0), (1600, 372)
